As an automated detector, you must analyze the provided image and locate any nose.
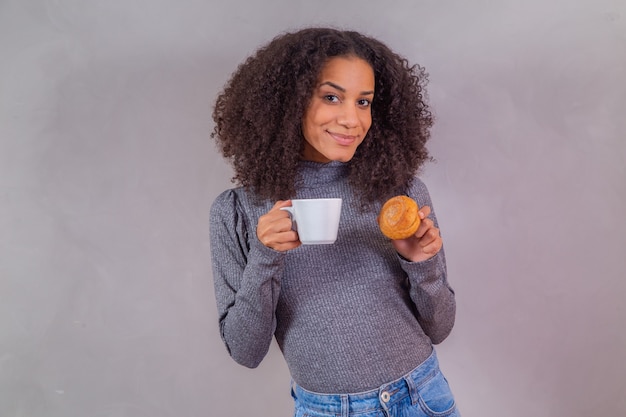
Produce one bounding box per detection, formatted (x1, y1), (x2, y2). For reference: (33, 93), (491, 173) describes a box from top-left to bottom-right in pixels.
(337, 104), (359, 128)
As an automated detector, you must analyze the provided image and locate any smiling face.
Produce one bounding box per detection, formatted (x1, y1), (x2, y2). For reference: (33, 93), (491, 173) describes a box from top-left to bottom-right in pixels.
(301, 56), (375, 163)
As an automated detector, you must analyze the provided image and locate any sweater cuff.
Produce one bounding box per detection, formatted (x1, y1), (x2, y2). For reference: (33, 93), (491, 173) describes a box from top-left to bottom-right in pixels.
(249, 234), (288, 266)
(398, 252), (445, 287)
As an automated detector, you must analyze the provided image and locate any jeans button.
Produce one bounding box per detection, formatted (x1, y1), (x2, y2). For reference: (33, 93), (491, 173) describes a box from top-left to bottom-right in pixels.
(380, 391), (390, 403)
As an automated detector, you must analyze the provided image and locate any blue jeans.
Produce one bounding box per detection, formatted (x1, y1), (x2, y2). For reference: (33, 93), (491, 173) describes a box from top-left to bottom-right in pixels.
(291, 349), (460, 417)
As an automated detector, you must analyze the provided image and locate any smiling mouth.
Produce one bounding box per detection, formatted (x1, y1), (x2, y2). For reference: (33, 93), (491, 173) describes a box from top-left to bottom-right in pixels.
(327, 131), (357, 145)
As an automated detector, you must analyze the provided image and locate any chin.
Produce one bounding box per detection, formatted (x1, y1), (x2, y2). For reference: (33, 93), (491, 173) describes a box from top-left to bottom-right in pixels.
(330, 151), (357, 162)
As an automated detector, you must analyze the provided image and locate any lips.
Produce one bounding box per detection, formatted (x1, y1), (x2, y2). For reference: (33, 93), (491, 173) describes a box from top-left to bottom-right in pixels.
(327, 131), (358, 146)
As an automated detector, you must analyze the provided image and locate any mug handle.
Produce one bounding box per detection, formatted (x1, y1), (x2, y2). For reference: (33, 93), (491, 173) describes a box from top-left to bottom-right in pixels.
(279, 207), (297, 231)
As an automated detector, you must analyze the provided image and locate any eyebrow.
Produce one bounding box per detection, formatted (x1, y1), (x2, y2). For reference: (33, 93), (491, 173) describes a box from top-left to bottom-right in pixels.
(319, 81), (374, 96)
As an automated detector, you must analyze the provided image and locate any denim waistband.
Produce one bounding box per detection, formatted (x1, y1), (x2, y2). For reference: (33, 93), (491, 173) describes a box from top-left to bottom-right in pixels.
(292, 348), (440, 416)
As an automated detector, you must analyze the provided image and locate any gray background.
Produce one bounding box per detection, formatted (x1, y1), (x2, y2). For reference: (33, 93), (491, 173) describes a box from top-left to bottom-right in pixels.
(1, 0), (625, 416)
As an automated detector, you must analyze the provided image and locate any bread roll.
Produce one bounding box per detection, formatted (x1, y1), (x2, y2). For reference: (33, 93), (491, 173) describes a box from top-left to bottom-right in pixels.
(377, 195), (420, 240)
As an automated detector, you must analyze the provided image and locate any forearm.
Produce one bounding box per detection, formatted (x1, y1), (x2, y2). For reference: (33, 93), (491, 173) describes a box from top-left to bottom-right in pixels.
(213, 239), (286, 367)
(402, 249), (456, 344)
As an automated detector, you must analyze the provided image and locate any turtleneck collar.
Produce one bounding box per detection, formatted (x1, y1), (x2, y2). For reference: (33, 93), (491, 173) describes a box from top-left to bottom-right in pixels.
(297, 160), (349, 188)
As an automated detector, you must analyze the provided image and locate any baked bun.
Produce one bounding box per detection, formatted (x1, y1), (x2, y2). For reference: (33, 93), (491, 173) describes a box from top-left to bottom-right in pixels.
(377, 195), (421, 240)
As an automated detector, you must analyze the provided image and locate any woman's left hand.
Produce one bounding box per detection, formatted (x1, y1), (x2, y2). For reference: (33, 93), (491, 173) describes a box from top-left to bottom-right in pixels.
(391, 205), (443, 262)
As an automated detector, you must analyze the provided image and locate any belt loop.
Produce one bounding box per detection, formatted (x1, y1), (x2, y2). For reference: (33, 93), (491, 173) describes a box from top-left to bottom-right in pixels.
(341, 394), (349, 417)
(404, 374), (419, 406)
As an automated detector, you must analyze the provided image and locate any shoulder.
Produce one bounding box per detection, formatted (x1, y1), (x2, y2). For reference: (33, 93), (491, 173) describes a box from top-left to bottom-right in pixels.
(210, 187), (272, 224)
(210, 188), (238, 215)
(210, 188), (245, 223)
(407, 176), (429, 195)
(406, 176), (434, 207)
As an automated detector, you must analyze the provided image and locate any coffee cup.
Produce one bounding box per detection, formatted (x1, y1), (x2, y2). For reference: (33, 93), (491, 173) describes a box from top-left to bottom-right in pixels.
(280, 198), (342, 244)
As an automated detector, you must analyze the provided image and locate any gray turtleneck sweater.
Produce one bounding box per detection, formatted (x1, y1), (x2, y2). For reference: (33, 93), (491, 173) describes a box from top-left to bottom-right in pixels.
(210, 161), (456, 393)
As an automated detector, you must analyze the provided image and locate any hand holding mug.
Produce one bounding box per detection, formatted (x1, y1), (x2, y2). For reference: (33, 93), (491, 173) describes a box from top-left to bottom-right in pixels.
(257, 200), (301, 252)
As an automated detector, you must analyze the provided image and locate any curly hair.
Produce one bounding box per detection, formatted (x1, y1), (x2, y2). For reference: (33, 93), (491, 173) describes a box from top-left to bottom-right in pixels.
(211, 27), (433, 205)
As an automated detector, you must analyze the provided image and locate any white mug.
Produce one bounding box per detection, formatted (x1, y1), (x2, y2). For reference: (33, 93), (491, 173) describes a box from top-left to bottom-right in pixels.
(280, 198), (342, 244)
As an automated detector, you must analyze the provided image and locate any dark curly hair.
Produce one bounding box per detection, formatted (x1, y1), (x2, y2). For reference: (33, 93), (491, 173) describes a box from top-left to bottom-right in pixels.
(211, 27), (433, 205)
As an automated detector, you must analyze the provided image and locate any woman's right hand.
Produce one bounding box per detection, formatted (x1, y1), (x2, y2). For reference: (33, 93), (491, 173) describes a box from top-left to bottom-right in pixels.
(256, 200), (301, 252)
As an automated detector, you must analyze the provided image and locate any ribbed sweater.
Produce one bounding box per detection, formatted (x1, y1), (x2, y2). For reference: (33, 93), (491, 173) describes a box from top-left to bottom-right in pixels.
(209, 161), (456, 393)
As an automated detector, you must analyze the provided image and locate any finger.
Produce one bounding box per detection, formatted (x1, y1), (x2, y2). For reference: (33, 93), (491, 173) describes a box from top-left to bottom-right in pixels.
(260, 202), (292, 226)
(414, 217), (435, 239)
(418, 205), (431, 220)
(272, 240), (302, 252)
(420, 235), (443, 255)
(418, 227), (440, 248)
(272, 229), (301, 245)
(274, 217), (297, 233)
(259, 228), (300, 249)
(259, 216), (294, 239)
(271, 200), (294, 224)
(271, 199), (292, 211)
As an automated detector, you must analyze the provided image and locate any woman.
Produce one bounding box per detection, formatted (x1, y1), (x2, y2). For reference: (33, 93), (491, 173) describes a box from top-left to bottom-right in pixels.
(210, 27), (460, 417)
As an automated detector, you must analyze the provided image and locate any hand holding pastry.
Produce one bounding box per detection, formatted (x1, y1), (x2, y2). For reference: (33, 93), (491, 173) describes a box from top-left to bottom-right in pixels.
(378, 196), (442, 262)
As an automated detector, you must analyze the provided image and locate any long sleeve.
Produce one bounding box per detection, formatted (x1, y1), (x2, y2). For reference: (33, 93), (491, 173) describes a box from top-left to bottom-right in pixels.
(401, 250), (455, 344)
(209, 190), (285, 367)
(401, 180), (456, 344)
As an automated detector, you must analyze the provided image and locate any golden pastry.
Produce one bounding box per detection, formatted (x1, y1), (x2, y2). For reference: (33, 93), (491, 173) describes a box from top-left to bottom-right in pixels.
(377, 195), (421, 240)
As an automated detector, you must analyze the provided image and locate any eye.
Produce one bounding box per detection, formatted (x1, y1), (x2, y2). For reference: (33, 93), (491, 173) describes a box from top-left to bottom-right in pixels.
(323, 94), (340, 103)
(357, 98), (372, 107)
